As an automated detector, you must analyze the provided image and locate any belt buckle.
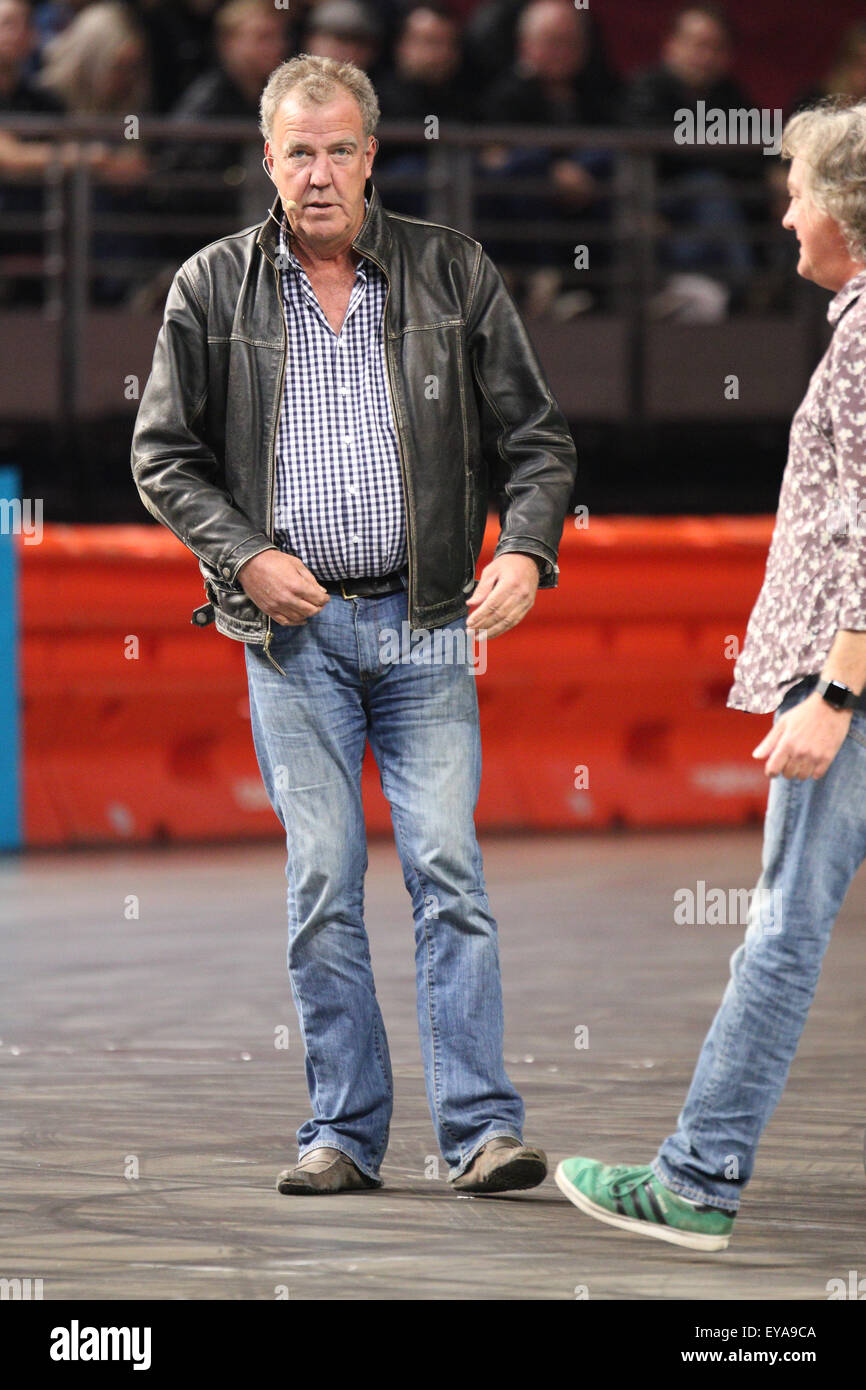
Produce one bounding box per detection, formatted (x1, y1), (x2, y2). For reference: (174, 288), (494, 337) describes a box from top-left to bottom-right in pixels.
(339, 579), (361, 600)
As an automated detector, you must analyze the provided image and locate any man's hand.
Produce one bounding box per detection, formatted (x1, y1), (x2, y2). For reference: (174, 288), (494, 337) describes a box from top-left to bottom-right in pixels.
(551, 159), (598, 206)
(465, 553), (540, 638)
(752, 691), (852, 780)
(237, 549), (330, 626)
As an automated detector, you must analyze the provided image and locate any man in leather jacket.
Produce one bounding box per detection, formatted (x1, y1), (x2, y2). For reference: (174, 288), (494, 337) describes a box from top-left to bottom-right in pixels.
(131, 54), (577, 1197)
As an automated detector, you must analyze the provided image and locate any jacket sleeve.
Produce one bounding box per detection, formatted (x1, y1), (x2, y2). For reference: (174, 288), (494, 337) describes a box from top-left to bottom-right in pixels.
(465, 245), (577, 588)
(130, 264), (276, 585)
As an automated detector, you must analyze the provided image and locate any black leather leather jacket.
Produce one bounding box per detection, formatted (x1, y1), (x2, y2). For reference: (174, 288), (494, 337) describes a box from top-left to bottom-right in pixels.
(131, 179), (577, 668)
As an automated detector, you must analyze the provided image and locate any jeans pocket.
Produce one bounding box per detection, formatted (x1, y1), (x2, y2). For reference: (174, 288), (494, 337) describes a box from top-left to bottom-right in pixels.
(846, 715), (866, 750)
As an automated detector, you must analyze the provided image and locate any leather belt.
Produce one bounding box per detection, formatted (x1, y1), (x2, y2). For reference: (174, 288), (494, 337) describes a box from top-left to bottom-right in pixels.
(317, 567), (408, 600)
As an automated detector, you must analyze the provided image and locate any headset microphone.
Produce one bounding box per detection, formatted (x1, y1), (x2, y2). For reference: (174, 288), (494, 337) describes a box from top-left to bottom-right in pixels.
(261, 158), (300, 228)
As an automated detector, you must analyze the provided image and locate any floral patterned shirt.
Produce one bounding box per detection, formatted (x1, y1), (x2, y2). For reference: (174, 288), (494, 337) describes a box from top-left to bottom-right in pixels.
(729, 269), (866, 713)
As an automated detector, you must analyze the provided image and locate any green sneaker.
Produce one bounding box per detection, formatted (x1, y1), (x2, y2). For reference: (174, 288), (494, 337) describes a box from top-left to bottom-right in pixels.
(555, 1157), (734, 1251)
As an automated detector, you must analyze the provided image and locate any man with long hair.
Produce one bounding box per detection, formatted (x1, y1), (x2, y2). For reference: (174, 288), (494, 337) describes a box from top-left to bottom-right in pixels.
(558, 99), (866, 1251)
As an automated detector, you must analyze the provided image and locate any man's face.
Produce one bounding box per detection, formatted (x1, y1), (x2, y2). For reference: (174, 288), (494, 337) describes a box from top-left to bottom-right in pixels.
(265, 92), (376, 253)
(0, 0), (33, 67)
(520, 6), (585, 83)
(222, 13), (288, 88)
(782, 156), (856, 291)
(664, 12), (732, 89)
(397, 8), (459, 85)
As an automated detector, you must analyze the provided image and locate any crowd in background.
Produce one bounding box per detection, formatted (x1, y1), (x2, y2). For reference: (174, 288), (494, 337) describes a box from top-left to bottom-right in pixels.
(2, 0), (866, 314)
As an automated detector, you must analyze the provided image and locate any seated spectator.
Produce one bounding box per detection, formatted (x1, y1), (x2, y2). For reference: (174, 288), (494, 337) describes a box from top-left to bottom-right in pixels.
(172, 0), (288, 125)
(36, 0), (150, 115)
(377, 2), (473, 123)
(480, 0), (617, 125)
(304, 1), (384, 77)
(136, 0), (223, 115)
(624, 2), (750, 127)
(624, 3), (762, 316)
(0, 0), (62, 114)
(162, 0), (289, 235)
(375, 2), (476, 215)
(36, 1), (153, 303)
(477, 0), (618, 316)
(793, 21), (866, 111)
(463, 0), (617, 97)
(0, 0), (65, 305)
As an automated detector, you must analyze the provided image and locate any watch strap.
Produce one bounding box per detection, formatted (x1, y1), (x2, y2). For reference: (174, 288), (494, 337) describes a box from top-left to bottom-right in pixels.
(816, 677), (860, 710)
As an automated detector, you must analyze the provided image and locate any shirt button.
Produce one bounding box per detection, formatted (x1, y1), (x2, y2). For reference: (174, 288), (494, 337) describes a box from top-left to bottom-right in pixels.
(344, 436), (353, 446)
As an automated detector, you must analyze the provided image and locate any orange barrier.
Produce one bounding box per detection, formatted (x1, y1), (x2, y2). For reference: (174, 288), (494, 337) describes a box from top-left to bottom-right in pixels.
(20, 518), (775, 846)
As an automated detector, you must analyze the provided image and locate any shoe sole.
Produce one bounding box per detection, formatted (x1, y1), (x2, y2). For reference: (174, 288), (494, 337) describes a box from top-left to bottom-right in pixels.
(554, 1162), (731, 1251)
(453, 1154), (548, 1195)
(276, 1172), (381, 1195)
(276, 1183), (379, 1195)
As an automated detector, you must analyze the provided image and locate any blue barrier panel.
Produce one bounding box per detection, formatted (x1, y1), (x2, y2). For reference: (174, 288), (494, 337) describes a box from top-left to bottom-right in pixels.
(0, 466), (20, 849)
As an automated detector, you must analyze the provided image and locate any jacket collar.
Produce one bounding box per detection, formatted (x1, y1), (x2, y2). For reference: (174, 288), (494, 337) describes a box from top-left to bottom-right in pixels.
(256, 176), (392, 271)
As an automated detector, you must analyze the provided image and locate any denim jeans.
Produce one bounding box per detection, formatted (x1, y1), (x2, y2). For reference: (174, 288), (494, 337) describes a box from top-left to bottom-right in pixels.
(654, 678), (866, 1211)
(244, 584), (525, 1181)
(660, 169), (754, 286)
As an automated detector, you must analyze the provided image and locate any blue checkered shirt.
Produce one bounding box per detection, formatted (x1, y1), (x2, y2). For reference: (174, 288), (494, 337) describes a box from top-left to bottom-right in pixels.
(272, 203), (407, 580)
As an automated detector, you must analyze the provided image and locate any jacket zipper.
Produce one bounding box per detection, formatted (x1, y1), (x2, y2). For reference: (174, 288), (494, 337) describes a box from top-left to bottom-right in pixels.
(262, 256), (289, 675)
(364, 251), (415, 624)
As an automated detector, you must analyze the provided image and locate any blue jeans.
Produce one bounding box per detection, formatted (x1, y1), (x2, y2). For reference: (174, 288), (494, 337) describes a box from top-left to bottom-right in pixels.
(660, 169), (754, 285)
(654, 678), (866, 1211)
(244, 585), (525, 1181)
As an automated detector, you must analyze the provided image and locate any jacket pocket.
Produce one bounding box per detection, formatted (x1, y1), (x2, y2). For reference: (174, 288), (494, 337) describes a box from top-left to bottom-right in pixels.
(202, 566), (263, 631)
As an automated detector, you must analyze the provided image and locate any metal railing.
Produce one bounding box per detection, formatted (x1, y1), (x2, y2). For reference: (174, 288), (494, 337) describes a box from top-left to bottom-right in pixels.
(0, 116), (826, 430)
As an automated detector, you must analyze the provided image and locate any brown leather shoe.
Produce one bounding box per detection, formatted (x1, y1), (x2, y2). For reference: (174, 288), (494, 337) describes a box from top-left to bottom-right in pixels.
(276, 1146), (381, 1195)
(450, 1136), (548, 1194)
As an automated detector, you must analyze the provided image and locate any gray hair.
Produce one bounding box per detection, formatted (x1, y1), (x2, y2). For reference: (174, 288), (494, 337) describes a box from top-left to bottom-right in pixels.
(782, 97), (866, 262)
(259, 53), (380, 143)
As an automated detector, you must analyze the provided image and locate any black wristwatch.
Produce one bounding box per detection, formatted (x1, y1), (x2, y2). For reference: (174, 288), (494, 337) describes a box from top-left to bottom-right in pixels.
(816, 677), (860, 710)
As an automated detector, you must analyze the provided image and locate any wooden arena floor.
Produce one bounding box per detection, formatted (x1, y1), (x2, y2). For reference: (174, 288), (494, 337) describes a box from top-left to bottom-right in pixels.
(2, 830), (864, 1301)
